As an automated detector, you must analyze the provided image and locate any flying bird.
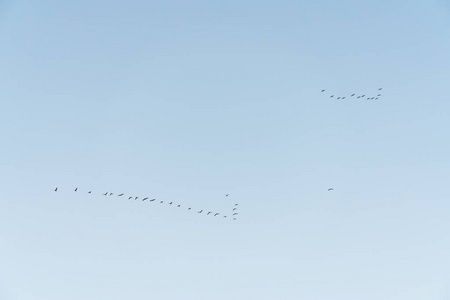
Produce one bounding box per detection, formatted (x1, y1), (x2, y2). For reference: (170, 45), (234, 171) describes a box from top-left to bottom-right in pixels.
(223, 216), (227, 218)
(233, 208), (237, 211)
(378, 88), (382, 90)
(351, 93), (355, 96)
(188, 207), (191, 210)
(214, 213), (219, 216)
(330, 95), (334, 98)
(103, 192), (108, 196)
(225, 194), (229, 197)
(150, 199), (156, 202)
(321, 89), (325, 92)
(362, 95), (365, 97)
(342, 97), (345, 99)
(328, 188), (334, 191)
(160, 201), (164, 203)
(169, 202), (173, 205)
(54, 187), (57, 192)
(88, 191), (92, 194)
(135, 197), (138, 200)
(177, 205), (181, 207)
(337, 97), (341, 99)
(118, 193), (124, 196)
(377, 94), (381, 96)
(233, 213), (238, 215)
(142, 197), (148, 201)
(207, 212), (212, 215)
(128, 197), (133, 199)
(198, 210), (203, 213)
(109, 193), (113, 196)
(74, 188), (78, 192)
(235, 204), (238, 206)
(233, 218), (236, 220)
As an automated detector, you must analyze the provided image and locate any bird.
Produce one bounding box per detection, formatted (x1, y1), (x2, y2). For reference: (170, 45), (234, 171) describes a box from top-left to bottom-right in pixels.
(223, 216), (227, 218)
(88, 191), (92, 194)
(118, 193), (124, 196)
(214, 213), (219, 216)
(188, 207), (191, 210)
(378, 88), (382, 90)
(135, 197), (138, 200)
(207, 212), (212, 215)
(362, 94), (365, 97)
(128, 196), (133, 199)
(321, 89), (325, 92)
(109, 193), (113, 196)
(54, 187), (58, 192)
(235, 204), (238, 206)
(233, 213), (238, 215)
(342, 97), (346, 99)
(74, 188), (78, 192)
(103, 192), (108, 196)
(225, 194), (229, 197)
(169, 202), (173, 205)
(142, 197), (148, 201)
(233, 208), (237, 211)
(198, 210), (203, 213)
(357, 96), (360, 99)
(150, 199), (156, 202)
(328, 188), (334, 191)
(377, 94), (381, 96)
(351, 93), (355, 97)
(177, 205), (181, 207)
(233, 218), (236, 220)
(337, 97), (341, 99)
(160, 201), (164, 203)
(330, 95), (334, 98)
(375, 97), (379, 100)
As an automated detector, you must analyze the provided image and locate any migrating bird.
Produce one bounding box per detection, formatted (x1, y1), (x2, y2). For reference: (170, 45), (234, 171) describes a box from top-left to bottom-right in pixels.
(169, 202), (173, 205)
(103, 192), (108, 196)
(235, 204), (238, 206)
(142, 197), (148, 201)
(160, 201), (164, 203)
(377, 94), (381, 96)
(198, 210), (203, 213)
(128, 197), (133, 200)
(109, 193), (113, 196)
(177, 205), (181, 207)
(233, 218), (237, 220)
(233, 208), (237, 211)
(223, 216), (227, 218)
(207, 212), (212, 215)
(321, 89), (325, 92)
(330, 95), (334, 98)
(337, 97), (341, 99)
(214, 213), (219, 216)
(118, 193), (124, 196)
(225, 194), (229, 197)
(134, 197), (138, 200)
(188, 207), (191, 210)
(351, 93), (355, 97)
(88, 191), (92, 194)
(378, 88), (382, 90)
(150, 199), (156, 202)
(74, 188), (78, 192)
(233, 213), (238, 215)
(54, 187), (58, 192)
(362, 94), (365, 97)
(342, 97), (346, 99)
(328, 188), (334, 191)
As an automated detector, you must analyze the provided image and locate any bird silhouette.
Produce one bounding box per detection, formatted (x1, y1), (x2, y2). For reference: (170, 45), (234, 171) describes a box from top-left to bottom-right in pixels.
(321, 89), (325, 92)
(362, 94), (365, 97)
(142, 197), (148, 201)
(88, 191), (92, 194)
(135, 197), (138, 200)
(235, 204), (238, 206)
(109, 193), (113, 196)
(103, 192), (108, 196)
(188, 207), (191, 210)
(351, 93), (355, 96)
(150, 199), (156, 202)
(342, 97), (346, 99)
(357, 96), (360, 99)
(375, 97), (379, 100)
(223, 216), (227, 218)
(328, 188), (334, 191)
(198, 210), (203, 213)
(169, 202), (173, 205)
(330, 95), (334, 98)
(74, 188), (78, 192)
(378, 88), (382, 90)
(377, 94), (381, 96)
(214, 213), (219, 216)
(225, 194), (229, 197)
(54, 187), (57, 192)
(233, 218), (236, 220)
(207, 212), (212, 215)
(160, 201), (164, 203)
(177, 205), (181, 207)
(337, 97), (341, 99)
(233, 208), (237, 211)
(118, 193), (124, 196)
(128, 197), (133, 199)
(233, 213), (238, 215)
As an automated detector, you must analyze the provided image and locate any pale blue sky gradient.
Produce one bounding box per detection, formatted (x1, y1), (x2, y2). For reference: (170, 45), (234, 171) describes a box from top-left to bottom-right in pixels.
(1, 1), (450, 299)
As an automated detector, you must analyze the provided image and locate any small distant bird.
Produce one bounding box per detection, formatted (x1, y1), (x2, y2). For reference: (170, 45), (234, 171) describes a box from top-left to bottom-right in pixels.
(214, 213), (219, 216)
(109, 193), (113, 196)
(342, 97), (346, 99)
(357, 96), (360, 99)
(223, 216), (227, 218)
(225, 194), (229, 197)
(177, 205), (181, 207)
(74, 188), (78, 192)
(351, 93), (355, 97)
(54, 187), (58, 192)
(88, 191), (92, 194)
(142, 197), (148, 201)
(330, 95), (334, 98)
(375, 97), (379, 100)
(150, 199), (156, 202)
(103, 192), (108, 196)
(160, 201), (164, 203)
(169, 202), (173, 205)
(128, 197), (133, 199)
(362, 94), (365, 97)
(378, 88), (382, 90)
(188, 207), (191, 210)
(235, 204), (238, 206)
(198, 210), (203, 213)
(337, 97), (341, 99)
(328, 188), (334, 191)
(207, 212), (212, 215)
(371, 97), (374, 100)
(118, 193), (124, 196)
(377, 94), (381, 96)
(367, 98), (370, 100)
(321, 89), (325, 92)
(135, 197), (138, 200)
(233, 213), (238, 215)
(233, 208), (237, 211)
(233, 218), (236, 220)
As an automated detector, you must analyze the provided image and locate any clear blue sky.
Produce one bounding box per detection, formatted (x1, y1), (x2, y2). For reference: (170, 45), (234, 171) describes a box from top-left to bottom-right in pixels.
(1, 0), (450, 299)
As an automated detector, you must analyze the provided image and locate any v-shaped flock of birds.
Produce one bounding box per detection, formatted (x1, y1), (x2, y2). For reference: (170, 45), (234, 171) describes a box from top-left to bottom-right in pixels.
(321, 87), (383, 100)
(54, 187), (239, 221)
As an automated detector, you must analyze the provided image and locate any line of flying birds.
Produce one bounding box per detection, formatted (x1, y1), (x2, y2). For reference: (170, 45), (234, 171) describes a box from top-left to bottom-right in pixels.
(54, 187), (239, 220)
(321, 88), (383, 100)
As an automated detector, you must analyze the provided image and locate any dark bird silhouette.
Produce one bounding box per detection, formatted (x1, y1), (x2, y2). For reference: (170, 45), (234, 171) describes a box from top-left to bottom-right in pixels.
(233, 213), (238, 215)
(54, 187), (57, 192)
(188, 208), (191, 210)
(135, 197), (138, 200)
(225, 194), (229, 197)
(342, 97), (346, 99)
(198, 210), (203, 213)
(214, 213), (219, 216)
(362, 95), (365, 97)
(233, 208), (237, 211)
(330, 95), (334, 98)
(142, 197), (148, 201)
(169, 202), (173, 205)
(177, 205), (181, 207)
(109, 193), (113, 196)
(128, 197), (133, 199)
(235, 204), (238, 206)
(378, 88), (382, 90)
(375, 97), (379, 100)
(207, 212), (212, 215)
(337, 97), (341, 99)
(88, 191), (92, 194)
(321, 90), (325, 92)
(328, 188), (334, 191)
(150, 199), (156, 202)
(351, 93), (355, 96)
(118, 193), (124, 196)
(160, 201), (164, 203)
(74, 188), (78, 192)
(233, 218), (236, 220)
(357, 96), (360, 99)
(223, 216), (227, 218)
(103, 192), (108, 196)
(377, 94), (381, 96)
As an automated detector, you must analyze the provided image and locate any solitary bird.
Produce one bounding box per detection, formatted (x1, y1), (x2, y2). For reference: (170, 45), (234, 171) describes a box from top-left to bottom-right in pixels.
(188, 207), (191, 210)
(54, 187), (58, 192)
(378, 88), (382, 90)
(214, 213), (219, 216)
(88, 191), (92, 194)
(118, 193), (124, 196)
(74, 188), (78, 192)
(328, 188), (334, 191)
(142, 197), (148, 201)
(321, 89), (325, 92)
(128, 197), (133, 199)
(198, 210), (203, 213)
(103, 192), (108, 196)
(225, 194), (229, 197)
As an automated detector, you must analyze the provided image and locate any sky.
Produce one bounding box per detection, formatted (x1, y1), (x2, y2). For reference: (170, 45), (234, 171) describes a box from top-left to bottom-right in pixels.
(1, 0), (450, 299)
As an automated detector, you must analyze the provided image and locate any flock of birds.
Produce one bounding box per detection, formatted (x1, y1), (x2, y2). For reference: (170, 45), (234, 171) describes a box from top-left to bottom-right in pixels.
(321, 87), (383, 100)
(54, 187), (239, 220)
